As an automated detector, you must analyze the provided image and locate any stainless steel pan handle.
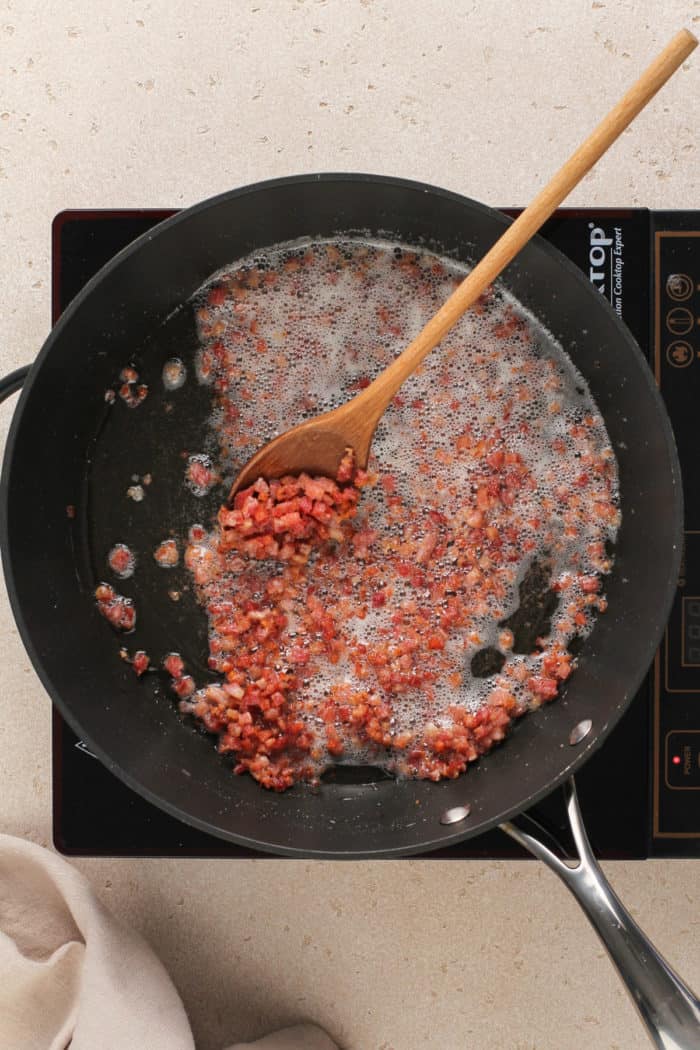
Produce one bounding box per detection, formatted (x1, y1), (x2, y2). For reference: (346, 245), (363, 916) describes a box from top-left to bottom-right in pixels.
(502, 778), (700, 1049)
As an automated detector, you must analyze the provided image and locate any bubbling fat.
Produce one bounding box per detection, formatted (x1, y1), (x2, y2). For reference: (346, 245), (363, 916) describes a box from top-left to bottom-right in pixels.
(162, 357), (187, 391)
(186, 238), (620, 786)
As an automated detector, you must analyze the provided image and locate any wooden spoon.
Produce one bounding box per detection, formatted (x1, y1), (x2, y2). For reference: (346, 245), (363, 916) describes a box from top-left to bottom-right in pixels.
(229, 29), (696, 500)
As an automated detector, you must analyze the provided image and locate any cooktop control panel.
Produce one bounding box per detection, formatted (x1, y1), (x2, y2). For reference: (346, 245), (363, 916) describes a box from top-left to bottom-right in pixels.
(653, 213), (700, 849)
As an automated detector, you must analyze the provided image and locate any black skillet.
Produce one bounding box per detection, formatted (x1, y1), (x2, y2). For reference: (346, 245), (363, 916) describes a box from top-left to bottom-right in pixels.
(1, 175), (697, 1045)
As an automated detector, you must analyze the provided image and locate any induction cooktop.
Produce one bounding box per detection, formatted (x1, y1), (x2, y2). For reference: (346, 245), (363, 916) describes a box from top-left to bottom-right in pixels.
(51, 205), (700, 859)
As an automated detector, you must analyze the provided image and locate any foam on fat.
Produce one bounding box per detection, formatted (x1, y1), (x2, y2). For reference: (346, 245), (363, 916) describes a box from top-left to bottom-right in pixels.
(162, 357), (187, 391)
(190, 238), (619, 775)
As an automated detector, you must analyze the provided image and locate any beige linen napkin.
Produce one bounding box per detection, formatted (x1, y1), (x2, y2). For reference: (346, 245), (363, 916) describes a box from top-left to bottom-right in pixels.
(0, 834), (338, 1050)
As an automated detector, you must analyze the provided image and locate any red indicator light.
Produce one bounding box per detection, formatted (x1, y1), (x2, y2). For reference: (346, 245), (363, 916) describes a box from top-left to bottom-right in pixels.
(672, 755), (682, 766)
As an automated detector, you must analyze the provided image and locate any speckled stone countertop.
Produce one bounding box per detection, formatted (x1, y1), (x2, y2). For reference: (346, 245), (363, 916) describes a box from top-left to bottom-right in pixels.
(1, 3), (699, 1048)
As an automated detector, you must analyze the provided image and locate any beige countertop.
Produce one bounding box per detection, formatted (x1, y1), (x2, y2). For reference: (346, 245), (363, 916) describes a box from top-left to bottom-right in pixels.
(1, 2), (699, 1048)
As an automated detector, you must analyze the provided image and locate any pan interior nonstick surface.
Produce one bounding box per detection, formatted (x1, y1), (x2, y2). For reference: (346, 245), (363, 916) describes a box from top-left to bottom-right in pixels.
(88, 304), (215, 685)
(86, 231), (604, 795)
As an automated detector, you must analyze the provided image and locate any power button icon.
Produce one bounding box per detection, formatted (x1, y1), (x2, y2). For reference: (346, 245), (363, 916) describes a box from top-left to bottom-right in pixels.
(666, 273), (694, 301)
(666, 341), (694, 368)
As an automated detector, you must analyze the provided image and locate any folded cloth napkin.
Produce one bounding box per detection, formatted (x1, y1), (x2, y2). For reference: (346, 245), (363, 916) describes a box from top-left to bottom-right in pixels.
(0, 834), (338, 1050)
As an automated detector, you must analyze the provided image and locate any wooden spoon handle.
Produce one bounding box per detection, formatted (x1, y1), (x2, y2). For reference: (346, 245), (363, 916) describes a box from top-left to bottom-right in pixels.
(356, 28), (697, 419)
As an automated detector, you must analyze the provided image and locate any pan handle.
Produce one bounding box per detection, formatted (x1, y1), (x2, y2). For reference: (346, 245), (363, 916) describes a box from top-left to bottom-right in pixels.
(0, 365), (30, 404)
(501, 778), (700, 1049)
